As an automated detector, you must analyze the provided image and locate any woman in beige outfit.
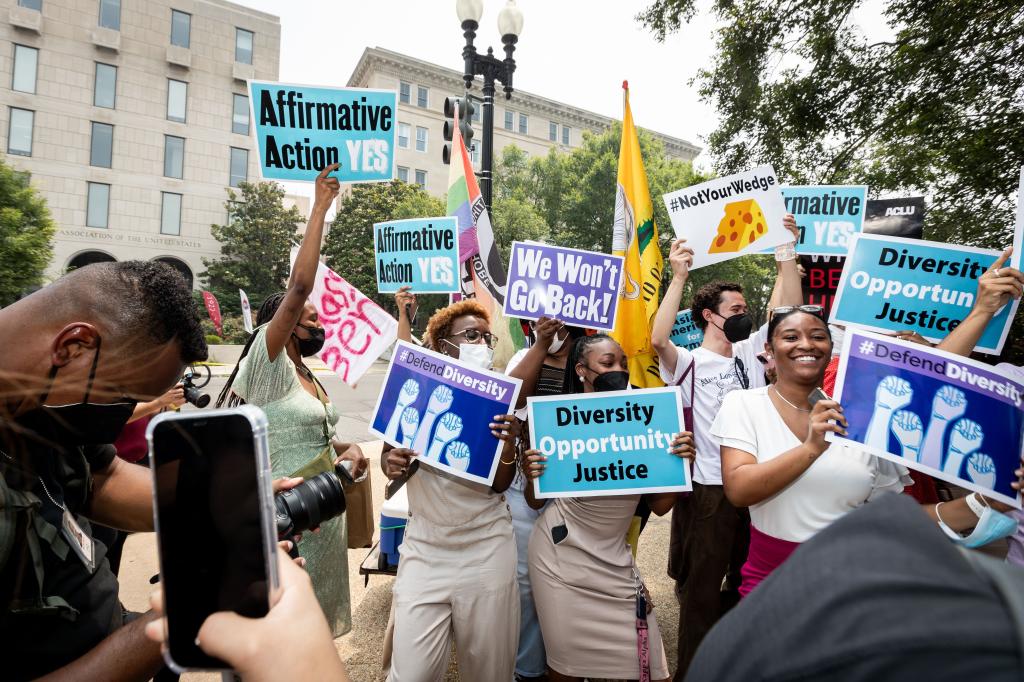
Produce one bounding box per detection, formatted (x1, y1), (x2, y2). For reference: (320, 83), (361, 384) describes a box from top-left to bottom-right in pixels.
(523, 334), (695, 682)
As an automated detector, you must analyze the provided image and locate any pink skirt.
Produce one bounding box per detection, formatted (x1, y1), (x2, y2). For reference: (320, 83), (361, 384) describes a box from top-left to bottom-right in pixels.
(739, 525), (801, 598)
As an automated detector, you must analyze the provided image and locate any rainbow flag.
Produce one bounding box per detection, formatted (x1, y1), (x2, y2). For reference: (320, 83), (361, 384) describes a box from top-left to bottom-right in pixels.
(611, 83), (665, 388)
(446, 106), (524, 363)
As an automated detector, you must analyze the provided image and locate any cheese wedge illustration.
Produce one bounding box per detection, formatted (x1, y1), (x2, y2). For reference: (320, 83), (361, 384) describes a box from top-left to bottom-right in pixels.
(708, 199), (768, 254)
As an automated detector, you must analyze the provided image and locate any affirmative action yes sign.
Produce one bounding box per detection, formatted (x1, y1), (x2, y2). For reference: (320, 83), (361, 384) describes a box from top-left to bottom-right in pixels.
(248, 81), (396, 183)
(374, 217), (459, 294)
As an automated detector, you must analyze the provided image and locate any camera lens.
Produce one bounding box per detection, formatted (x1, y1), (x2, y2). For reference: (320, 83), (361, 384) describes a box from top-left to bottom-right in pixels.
(183, 385), (210, 408)
(275, 471), (346, 539)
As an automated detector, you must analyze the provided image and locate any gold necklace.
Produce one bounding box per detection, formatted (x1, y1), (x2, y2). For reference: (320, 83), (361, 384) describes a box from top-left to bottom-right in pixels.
(771, 385), (810, 412)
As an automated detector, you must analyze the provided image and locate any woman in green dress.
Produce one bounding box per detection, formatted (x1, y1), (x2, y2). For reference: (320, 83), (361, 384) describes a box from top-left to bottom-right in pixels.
(215, 164), (367, 637)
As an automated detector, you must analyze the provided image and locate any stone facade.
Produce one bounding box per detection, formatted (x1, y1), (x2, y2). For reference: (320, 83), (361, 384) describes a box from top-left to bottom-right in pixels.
(0, 0), (280, 287)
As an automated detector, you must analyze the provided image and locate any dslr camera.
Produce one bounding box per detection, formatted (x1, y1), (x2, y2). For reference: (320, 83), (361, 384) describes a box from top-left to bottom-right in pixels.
(275, 461), (356, 539)
(181, 365), (211, 408)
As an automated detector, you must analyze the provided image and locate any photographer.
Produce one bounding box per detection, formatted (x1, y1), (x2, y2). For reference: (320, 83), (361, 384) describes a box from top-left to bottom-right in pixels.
(0, 260), (208, 681)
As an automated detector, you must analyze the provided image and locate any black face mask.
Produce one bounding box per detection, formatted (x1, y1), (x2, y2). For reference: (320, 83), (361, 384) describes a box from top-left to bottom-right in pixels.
(592, 370), (630, 392)
(293, 325), (325, 357)
(16, 337), (138, 448)
(715, 312), (753, 343)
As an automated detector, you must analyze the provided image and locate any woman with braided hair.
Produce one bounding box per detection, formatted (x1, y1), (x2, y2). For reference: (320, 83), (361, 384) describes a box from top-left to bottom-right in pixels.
(215, 165), (366, 637)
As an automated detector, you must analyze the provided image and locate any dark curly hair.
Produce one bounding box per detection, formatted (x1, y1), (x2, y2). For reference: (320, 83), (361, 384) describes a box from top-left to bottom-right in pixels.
(424, 299), (490, 352)
(690, 281), (744, 331)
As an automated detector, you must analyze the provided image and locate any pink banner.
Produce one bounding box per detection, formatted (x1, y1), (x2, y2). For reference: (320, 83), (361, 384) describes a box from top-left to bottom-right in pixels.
(201, 291), (223, 337)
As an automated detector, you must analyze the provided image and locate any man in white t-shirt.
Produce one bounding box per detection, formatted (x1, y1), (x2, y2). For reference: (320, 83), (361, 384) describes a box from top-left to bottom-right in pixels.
(651, 218), (803, 679)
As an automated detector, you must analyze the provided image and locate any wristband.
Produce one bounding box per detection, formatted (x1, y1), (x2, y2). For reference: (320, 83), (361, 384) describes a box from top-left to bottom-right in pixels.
(965, 492), (988, 519)
(774, 243), (797, 262)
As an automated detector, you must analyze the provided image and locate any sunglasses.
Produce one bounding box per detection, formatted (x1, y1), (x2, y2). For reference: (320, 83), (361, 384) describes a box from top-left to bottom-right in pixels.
(770, 304), (825, 318)
(448, 328), (498, 349)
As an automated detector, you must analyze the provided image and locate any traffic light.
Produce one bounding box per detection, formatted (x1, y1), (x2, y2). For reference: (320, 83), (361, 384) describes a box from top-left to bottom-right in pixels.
(442, 96), (475, 165)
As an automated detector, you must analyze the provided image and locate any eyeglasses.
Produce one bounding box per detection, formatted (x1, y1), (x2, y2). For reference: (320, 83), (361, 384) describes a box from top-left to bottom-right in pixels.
(447, 328), (498, 349)
(770, 304), (825, 318)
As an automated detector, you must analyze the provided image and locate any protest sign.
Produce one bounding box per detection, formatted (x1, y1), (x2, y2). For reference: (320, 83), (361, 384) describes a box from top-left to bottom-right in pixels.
(830, 234), (1018, 354)
(201, 291), (222, 336)
(373, 217), (459, 294)
(670, 309), (704, 350)
(504, 242), (624, 331)
(777, 185), (866, 256)
(863, 197), (925, 239)
(239, 289), (253, 333)
(291, 249), (397, 386)
(527, 387), (689, 498)
(248, 80), (396, 183)
(800, 256), (845, 318)
(831, 329), (1023, 507)
(369, 341), (522, 486)
(1013, 167), (1023, 272)
(662, 165), (790, 269)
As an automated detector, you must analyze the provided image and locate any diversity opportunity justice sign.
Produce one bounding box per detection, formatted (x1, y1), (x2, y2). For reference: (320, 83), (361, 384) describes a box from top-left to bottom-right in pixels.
(670, 309), (704, 350)
(528, 387), (689, 498)
(248, 81), (396, 183)
(373, 217), (459, 294)
(830, 234), (1018, 354)
(831, 329), (1023, 507)
(504, 242), (624, 331)
(779, 185), (866, 256)
(370, 341), (522, 486)
(662, 165), (790, 269)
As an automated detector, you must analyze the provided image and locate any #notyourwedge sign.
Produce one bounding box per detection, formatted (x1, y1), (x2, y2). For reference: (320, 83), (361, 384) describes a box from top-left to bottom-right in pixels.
(374, 217), (459, 294)
(831, 329), (1023, 508)
(248, 80), (396, 183)
(670, 309), (704, 350)
(779, 185), (867, 256)
(830, 234), (1018, 354)
(528, 387), (689, 498)
(369, 341), (522, 486)
(503, 242), (624, 331)
(662, 165), (790, 269)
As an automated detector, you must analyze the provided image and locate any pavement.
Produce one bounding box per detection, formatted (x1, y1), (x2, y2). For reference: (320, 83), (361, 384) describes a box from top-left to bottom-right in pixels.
(118, 360), (683, 681)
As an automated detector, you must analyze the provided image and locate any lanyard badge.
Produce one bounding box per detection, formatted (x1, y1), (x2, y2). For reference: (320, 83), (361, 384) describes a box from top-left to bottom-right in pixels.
(62, 508), (96, 573)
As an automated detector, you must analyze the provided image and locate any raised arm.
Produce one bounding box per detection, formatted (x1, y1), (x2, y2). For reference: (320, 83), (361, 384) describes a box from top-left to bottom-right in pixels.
(508, 317), (562, 408)
(395, 286), (417, 343)
(773, 214), (803, 307)
(265, 164), (340, 362)
(937, 248), (1024, 357)
(652, 239), (694, 377)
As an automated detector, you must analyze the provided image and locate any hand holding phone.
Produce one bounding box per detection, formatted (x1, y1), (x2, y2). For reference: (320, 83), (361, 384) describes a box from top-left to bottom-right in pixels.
(808, 387), (831, 408)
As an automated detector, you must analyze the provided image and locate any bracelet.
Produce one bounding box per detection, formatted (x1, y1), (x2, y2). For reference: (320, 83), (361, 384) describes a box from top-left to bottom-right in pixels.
(965, 492), (988, 518)
(774, 242), (797, 262)
(499, 456), (517, 465)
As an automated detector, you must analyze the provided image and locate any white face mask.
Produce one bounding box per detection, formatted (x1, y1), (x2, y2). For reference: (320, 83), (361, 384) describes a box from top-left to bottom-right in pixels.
(547, 331), (567, 354)
(829, 324), (845, 357)
(459, 343), (494, 370)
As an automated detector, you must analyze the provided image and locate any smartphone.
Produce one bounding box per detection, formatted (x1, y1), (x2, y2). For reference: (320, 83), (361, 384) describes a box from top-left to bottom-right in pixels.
(808, 387), (831, 408)
(147, 405), (278, 673)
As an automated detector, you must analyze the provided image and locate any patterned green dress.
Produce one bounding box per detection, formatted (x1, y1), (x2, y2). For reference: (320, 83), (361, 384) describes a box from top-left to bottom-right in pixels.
(232, 325), (351, 637)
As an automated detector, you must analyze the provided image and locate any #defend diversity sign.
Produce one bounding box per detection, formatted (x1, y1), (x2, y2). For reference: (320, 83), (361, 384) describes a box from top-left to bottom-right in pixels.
(780, 185), (867, 256)
(504, 242), (624, 331)
(830, 234), (1018, 354)
(831, 329), (1023, 507)
(670, 309), (704, 350)
(370, 341), (522, 486)
(527, 387), (689, 498)
(1013, 167), (1024, 272)
(662, 165), (790, 269)
(248, 81), (396, 183)
(373, 217), (459, 294)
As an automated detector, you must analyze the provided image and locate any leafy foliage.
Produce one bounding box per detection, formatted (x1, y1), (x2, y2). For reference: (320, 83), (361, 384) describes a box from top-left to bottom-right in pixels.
(0, 159), (55, 305)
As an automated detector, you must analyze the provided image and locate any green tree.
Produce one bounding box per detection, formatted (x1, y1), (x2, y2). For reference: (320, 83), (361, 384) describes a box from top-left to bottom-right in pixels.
(638, 0), (1024, 248)
(0, 159), (55, 305)
(201, 181), (304, 316)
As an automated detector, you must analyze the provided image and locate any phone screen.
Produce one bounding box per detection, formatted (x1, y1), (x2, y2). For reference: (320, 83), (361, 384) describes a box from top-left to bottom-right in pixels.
(151, 413), (270, 670)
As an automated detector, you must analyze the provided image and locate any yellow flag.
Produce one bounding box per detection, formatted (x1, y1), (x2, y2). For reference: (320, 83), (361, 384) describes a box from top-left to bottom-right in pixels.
(611, 83), (665, 388)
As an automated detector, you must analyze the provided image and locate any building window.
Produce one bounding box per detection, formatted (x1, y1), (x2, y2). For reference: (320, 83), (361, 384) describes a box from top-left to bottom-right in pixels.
(398, 122), (410, 149)
(562, 125), (570, 146)
(18, 0), (42, 10)
(7, 108), (33, 156)
(170, 10), (191, 48)
(164, 135), (184, 179)
(99, 0), (120, 30)
(12, 45), (38, 94)
(90, 121), (113, 167)
(94, 63), (116, 108)
(161, 192), (182, 235)
(416, 86), (428, 108)
(232, 94), (249, 135)
(415, 126), (427, 153)
(399, 81), (411, 104)
(549, 122), (558, 142)
(519, 113), (528, 135)
(235, 28), (254, 64)
(471, 101), (480, 123)
(504, 110), (513, 131)
(397, 166), (409, 183)
(229, 147), (248, 187)
(86, 182), (109, 228)
(414, 169), (426, 189)
(469, 142), (479, 163)
(167, 79), (187, 122)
